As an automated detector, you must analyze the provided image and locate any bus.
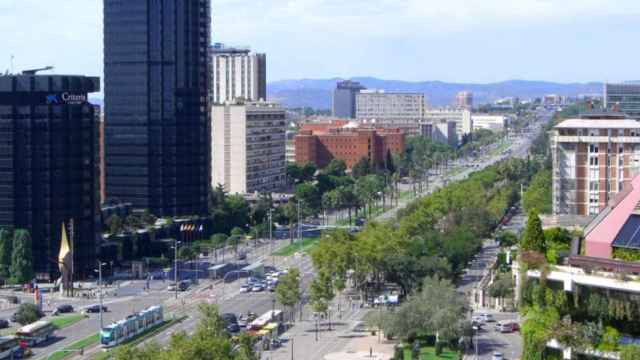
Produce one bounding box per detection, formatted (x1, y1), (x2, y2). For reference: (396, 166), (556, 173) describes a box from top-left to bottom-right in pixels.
(248, 310), (283, 331)
(100, 305), (163, 348)
(16, 320), (55, 347)
(0, 336), (23, 359)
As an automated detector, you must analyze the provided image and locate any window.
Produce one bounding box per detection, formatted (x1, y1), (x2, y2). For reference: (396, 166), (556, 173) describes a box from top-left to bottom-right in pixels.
(589, 156), (599, 166)
(589, 144), (599, 153)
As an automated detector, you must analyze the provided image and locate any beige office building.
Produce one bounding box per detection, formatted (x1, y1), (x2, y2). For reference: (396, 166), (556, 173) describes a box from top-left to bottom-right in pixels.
(424, 108), (473, 141)
(211, 45), (266, 104)
(212, 101), (286, 194)
(551, 113), (640, 215)
(356, 90), (425, 134)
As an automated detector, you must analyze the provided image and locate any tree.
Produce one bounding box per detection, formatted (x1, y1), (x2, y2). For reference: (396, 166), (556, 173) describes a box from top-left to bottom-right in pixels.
(322, 159), (347, 177)
(385, 149), (396, 174)
(0, 229), (12, 279)
(106, 214), (124, 234)
(10, 229), (33, 284)
(488, 273), (515, 307)
(621, 345), (640, 360)
(301, 162), (317, 182)
(14, 303), (42, 325)
(275, 268), (302, 322)
(210, 233), (228, 247)
(178, 246), (197, 261)
(230, 227), (245, 237)
(521, 210), (546, 253)
(382, 277), (466, 342)
(309, 270), (335, 319)
(351, 157), (371, 178)
(295, 182), (321, 214)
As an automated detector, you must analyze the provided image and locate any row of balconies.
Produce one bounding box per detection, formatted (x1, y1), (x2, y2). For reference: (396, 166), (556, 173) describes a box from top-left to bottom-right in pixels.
(555, 135), (640, 143)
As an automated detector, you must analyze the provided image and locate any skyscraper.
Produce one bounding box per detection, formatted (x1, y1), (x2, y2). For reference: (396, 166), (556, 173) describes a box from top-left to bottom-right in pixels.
(211, 44), (267, 104)
(0, 74), (101, 279)
(104, 0), (211, 217)
(332, 80), (365, 118)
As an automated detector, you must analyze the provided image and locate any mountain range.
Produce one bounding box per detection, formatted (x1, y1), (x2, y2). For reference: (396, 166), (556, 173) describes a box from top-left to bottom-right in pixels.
(267, 77), (604, 109)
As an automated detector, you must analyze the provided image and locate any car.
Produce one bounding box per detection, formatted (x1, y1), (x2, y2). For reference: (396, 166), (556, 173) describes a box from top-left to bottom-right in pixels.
(0, 319), (9, 329)
(56, 304), (74, 314)
(491, 352), (503, 360)
(167, 283), (177, 291)
(240, 284), (251, 293)
(178, 280), (190, 291)
(222, 313), (240, 333)
(479, 313), (495, 322)
(471, 315), (485, 324)
(251, 284), (264, 292)
(83, 304), (108, 313)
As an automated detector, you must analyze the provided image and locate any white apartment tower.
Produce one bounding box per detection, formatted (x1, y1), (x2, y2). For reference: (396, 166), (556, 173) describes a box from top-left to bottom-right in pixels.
(211, 44), (267, 104)
(212, 101), (287, 194)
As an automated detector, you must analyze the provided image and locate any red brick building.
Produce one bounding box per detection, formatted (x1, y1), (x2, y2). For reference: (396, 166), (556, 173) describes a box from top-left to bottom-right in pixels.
(295, 123), (405, 169)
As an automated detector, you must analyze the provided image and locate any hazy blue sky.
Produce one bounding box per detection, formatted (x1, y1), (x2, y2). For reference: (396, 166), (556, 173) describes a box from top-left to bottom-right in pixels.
(1, 0), (639, 83)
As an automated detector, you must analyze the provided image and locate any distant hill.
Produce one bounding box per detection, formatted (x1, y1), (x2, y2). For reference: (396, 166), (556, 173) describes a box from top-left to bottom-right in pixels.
(267, 77), (604, 109)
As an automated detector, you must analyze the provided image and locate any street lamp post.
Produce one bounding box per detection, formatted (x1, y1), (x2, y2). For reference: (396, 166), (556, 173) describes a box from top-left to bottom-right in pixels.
(94, 261), (106, 333)
(173, 239), (181, 300)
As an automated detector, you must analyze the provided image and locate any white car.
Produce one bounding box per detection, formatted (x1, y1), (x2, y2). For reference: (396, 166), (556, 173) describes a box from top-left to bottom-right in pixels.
(251, 284), (264, 292)
(471, 315), (485, 324)
(492, 352), (503, 360)
(240, 284), (251, 293)
(480, 313), (495, 322)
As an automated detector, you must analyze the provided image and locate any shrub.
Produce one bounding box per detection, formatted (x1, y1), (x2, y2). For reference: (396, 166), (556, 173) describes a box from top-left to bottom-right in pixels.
(621, 345), (640, 360)
(597, 326), (620, 352)
(435, 341), (444, 355)
(14, 303), (42, 325)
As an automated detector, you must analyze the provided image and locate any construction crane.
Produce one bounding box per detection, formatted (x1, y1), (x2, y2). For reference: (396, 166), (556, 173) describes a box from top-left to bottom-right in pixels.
(22, 66), (54, 75)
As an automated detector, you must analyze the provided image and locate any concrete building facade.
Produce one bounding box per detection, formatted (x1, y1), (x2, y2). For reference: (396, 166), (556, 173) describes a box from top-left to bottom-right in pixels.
(432, 120), (458, 147)
(356, 90), (425, 133)
(423, 108), (473, 142)
(211, 44), (266, 104)
(604, 83), (640, 117)
(472, 114), (508, 132)
(551, 113), (640, 216)
(332, 80), (365, 119)
(212, 101), (286, 194)
(295, 123), (405, 169)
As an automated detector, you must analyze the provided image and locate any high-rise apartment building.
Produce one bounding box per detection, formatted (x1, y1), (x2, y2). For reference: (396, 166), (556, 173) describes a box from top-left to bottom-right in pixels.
(423, 108), (473, 141)
(604, 83), (640, 117)
(456, 91), (473, 109)
(356, 90), (425, 134)
(551, 113), (640, 216)
(211, 44), (266, 104)
(104, 0), (211, 217)
(212, 101), (286, 194)
(0, 74), (101, 279)
(332, 80), (366, 119)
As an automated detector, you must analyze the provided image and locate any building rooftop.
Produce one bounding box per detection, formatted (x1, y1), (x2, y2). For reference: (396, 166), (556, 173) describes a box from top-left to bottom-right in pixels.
(585, 174), (640, 258)
(554, 118), (640, 129)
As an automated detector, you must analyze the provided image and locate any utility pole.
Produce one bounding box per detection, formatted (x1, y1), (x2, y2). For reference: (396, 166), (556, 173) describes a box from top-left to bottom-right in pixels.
(297, 201), (301, 244)
(269, 209), (274, 268)
(97, 262), (105, 331)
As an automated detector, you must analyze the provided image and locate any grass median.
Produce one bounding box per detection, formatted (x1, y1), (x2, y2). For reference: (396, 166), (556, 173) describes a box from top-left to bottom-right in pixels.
(403, 345), (459, 360)
(273, 237), (320, 256)
(47, 333), (100, 360)
(51, 314), (89, 329)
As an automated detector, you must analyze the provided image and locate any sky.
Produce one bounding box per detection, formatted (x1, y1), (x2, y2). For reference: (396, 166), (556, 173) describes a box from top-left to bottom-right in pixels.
(1, 0), (639, 84)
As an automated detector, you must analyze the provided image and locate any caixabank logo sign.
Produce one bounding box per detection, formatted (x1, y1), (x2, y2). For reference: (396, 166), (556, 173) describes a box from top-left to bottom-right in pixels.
(46, 92), (87, 105)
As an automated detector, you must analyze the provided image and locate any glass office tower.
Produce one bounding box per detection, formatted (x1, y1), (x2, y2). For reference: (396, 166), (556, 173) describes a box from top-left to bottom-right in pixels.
(0, 75), (101, 279)
(104, 0), (211, 217)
